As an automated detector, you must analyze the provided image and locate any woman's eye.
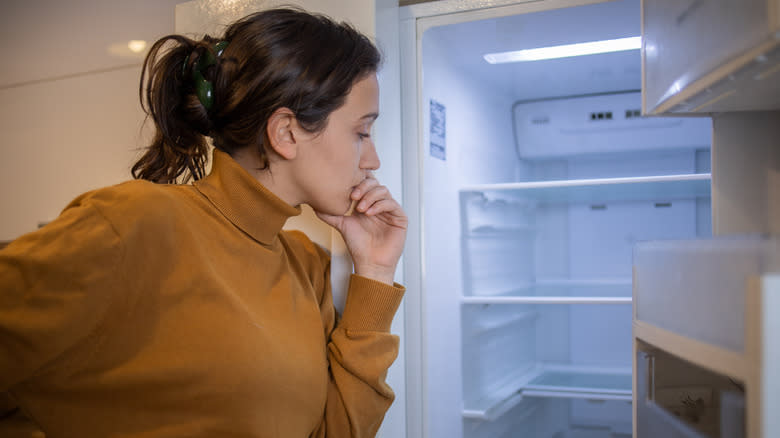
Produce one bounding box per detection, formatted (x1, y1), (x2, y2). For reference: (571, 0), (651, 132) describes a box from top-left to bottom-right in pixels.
(357, 132), (371, 140)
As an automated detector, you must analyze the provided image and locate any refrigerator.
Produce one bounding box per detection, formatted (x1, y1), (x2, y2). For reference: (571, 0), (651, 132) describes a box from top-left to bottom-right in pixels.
(397, 0), (780, 437)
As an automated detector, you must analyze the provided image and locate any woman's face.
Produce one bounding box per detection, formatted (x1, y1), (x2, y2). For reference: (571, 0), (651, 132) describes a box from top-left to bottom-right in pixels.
(293, 74), (380, 215)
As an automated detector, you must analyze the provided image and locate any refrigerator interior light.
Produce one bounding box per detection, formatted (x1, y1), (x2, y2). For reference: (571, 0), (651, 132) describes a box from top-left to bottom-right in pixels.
(484, 36), (641, 64)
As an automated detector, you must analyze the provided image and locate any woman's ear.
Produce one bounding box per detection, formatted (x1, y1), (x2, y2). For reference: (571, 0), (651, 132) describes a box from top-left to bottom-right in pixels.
(266, 107), (298, 160)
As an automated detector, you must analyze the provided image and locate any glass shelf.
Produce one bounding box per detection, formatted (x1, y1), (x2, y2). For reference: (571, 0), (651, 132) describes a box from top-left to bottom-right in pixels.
(462, 365), (632, 420)
(469, 310), (539, 335)
(460, 173), (711, 204)
(464, 278), (633, 304)
(466, 225), (535, 237)
(462, 368), (539, 421)
(524, 368), (632, 401)
(463, 296), (632, 305)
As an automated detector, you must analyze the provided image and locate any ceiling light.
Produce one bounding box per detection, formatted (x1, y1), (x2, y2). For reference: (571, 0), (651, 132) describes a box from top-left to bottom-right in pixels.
(127, 40), (147, 54)
(484, 36), (641, 64)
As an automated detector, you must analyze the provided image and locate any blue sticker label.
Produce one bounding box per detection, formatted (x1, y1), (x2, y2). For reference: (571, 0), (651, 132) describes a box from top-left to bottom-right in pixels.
(430, 99), (446, 161)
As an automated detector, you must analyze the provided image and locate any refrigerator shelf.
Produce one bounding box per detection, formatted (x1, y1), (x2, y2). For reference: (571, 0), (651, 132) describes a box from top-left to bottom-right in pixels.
(464, 278), (633, 302)
(463, 278), (632, 304)
(460, 173), (711, 204)
(462, 368), (540, 421)
(524, 367), (633, 400)
(463, 296), (632, 305)
(465, 225), (536, 237)
(468, 310), (539, 336)
(462, 366), (632, 421)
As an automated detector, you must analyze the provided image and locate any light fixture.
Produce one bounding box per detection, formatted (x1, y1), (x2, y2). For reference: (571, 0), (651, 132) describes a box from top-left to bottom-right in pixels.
(484, 36), (641, 64)
(127, 40), (148, 54)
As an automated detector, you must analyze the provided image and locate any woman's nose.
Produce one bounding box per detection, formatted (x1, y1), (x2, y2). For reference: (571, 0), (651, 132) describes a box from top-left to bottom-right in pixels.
(360, 140), (380, 170)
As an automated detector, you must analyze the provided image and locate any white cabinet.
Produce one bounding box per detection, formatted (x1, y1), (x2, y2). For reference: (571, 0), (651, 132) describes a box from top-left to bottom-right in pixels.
(642, 0), (780, 114)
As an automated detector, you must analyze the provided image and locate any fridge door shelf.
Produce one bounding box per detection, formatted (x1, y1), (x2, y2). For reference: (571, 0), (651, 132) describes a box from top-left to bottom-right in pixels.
(634, 320), (750, 385)
(635, 347), (747, 438)
(633, 237), (780, 438)
(642, 0), (780, 114)
(634, 236), (779, 361)
(460, 173), (711, 205)
(463, 366), (632, 421)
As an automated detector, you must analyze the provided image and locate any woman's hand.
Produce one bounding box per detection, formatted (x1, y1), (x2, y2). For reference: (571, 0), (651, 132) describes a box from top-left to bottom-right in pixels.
(315, 176), (407, 285)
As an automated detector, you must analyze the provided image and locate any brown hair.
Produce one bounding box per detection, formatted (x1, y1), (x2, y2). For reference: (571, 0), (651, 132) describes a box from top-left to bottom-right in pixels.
(132, 8), (382, 184)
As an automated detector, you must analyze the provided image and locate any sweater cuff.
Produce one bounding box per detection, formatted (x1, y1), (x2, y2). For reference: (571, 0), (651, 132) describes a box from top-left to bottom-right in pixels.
(339, 275), (405, 332)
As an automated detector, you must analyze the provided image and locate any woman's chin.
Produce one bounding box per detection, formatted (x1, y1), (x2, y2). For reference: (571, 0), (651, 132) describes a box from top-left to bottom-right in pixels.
(310, 202), (352, 217)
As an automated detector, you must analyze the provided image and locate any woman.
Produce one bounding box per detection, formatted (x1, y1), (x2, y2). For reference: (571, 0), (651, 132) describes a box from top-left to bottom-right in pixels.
(0, 7), (406, 438)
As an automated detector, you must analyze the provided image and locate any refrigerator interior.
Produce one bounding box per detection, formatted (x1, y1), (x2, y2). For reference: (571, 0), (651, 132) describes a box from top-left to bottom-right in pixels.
(418, 1), (712, 437)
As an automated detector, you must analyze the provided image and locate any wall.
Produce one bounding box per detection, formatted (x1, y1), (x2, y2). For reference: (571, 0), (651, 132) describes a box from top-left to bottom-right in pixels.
(0, 0), (183, 241)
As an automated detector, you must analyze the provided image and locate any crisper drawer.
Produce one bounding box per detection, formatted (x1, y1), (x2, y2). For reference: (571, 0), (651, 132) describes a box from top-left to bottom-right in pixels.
(633, 236), (779, 354)
(642, 0), (780, 114)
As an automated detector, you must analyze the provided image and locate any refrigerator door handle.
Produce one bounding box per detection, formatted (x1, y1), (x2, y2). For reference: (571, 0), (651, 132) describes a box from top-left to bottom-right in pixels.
(646, 352), (655, 402)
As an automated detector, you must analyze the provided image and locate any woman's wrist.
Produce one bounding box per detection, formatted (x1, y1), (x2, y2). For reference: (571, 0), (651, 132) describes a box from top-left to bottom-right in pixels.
(353, 263), (396, 286)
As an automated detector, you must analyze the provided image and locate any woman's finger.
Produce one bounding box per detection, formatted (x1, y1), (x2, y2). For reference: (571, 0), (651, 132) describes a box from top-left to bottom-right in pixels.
(364, 199), (406, 225)
(356, 185), (391, 214)
(350, 176), (380, 200)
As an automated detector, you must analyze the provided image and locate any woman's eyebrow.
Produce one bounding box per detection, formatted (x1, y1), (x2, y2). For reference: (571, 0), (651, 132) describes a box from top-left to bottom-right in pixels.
(360, 112), (379, 121)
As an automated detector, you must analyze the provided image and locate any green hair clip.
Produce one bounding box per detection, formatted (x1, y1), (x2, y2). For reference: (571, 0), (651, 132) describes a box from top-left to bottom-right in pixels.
(183, 41), (229, 111)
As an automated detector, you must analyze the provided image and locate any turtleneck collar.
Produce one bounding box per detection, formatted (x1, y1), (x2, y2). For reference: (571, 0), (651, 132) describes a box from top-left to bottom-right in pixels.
(194, 149), (301, 245)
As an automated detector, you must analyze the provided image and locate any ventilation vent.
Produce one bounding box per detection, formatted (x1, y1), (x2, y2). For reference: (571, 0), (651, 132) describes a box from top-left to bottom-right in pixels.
(589, 111), (613, 121)
(625, 109), (642, 118)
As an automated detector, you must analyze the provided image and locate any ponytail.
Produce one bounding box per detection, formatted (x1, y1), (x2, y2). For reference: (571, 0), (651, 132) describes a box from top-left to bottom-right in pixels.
(132, 35), (223, 184)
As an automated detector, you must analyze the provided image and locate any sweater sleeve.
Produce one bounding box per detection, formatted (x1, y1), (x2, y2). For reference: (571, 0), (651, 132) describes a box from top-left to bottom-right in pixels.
(312, 272), (405, 438)
(0, 195), (123, 390)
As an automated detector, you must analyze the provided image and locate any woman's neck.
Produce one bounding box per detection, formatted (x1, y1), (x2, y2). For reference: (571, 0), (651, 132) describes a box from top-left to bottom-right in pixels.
(230, 149), (301, 208)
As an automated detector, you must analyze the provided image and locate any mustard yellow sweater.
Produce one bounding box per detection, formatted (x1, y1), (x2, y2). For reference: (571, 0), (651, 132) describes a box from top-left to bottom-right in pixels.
(0, 150), (405, 438)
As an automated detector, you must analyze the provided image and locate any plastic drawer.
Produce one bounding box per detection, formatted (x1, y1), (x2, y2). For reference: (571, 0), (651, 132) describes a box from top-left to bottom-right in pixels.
(633, 236), (779, 353)
(642, 0), (780, 113)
